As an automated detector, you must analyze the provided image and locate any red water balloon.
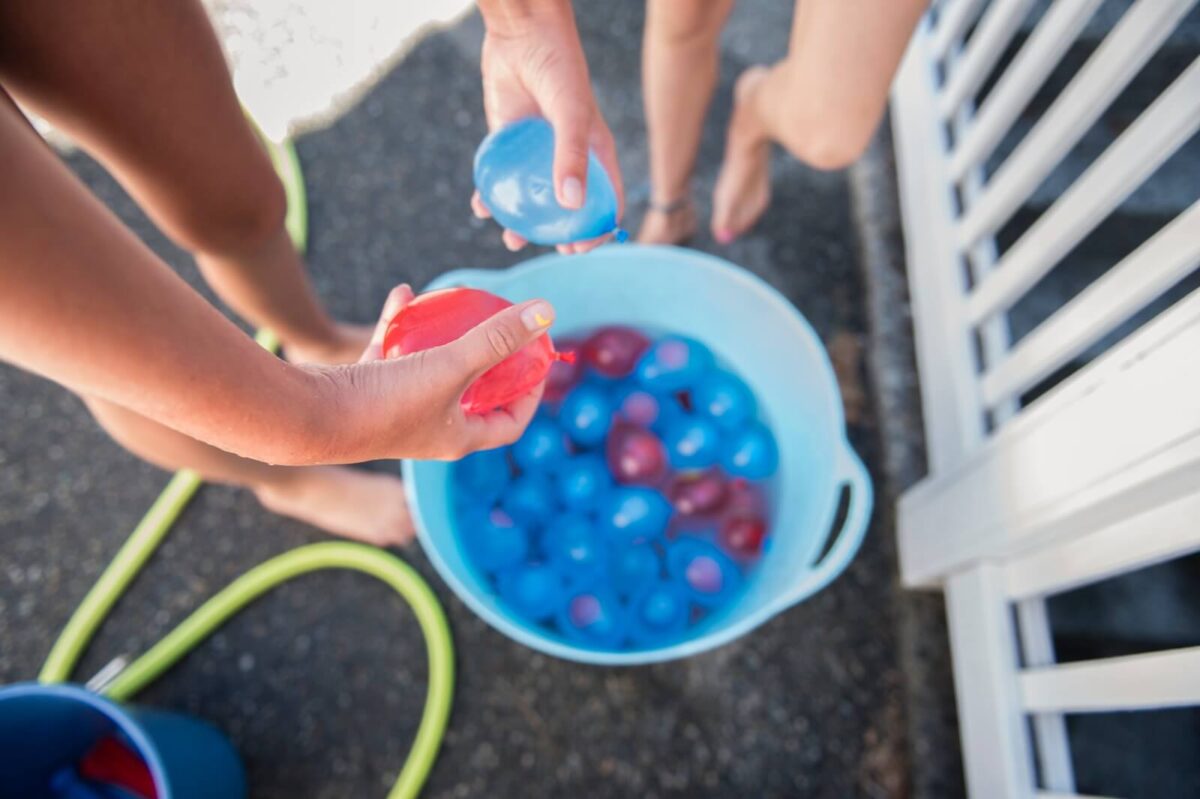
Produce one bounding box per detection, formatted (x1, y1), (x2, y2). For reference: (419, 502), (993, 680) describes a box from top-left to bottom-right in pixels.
(383, 287), (571, 414)
(666, 471), (728, 518)
(724, 477), (767, 518)
(719, 514), (768, 558)
(545, 337), (584, 403)
(582, 326), (650, 379)
(606, 421), (667, 486)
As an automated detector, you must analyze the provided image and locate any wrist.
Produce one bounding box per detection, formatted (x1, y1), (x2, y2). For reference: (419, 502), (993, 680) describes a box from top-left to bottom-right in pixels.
(280, 363), (370, 466)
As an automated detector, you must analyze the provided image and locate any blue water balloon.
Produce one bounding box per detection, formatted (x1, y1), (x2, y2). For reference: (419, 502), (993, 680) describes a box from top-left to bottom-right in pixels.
(720, 422), (780, 481)
(463, 508), (530, 574)
(556, 454), (612, 511)
(667, 538), (742, 608)
(497, 563), (564, 622)
(559, 384), (614, 448)
(474, 117), (621, 246)
(557, 584), (627, 647)
(693, 371), (756, 431)
(635, 335), (714, 393)
(453, 446), (511, 505)
(611, 384), (663, 428)
(601, 486), (672, 545)
(610, 542), (662, 597)
(511, 417), (569, 473)
(501, 472), (557, 527)
(542, 513), (607, 583)
(662, 416), (723, 470)
(628, 580), (690, 645)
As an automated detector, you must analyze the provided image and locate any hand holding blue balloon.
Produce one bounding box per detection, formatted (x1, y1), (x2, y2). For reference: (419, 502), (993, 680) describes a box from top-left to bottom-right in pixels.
(474, 118), (626, 250)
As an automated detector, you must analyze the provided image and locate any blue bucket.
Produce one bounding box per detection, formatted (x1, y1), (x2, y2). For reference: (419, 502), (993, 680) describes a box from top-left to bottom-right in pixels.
(0, 683), (245, 799)
(404, 246), (873, 665)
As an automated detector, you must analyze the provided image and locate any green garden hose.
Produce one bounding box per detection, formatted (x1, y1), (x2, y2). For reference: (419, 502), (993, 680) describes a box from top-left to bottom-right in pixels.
(38, 126), (454, 799)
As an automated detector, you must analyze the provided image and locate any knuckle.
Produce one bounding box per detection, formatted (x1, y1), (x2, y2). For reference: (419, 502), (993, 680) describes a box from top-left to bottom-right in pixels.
(558, 140), (590, 165)
(486, 322), (520, 361)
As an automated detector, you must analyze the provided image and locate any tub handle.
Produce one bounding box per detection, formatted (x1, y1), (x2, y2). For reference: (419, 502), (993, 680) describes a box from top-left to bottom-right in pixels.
(778, 441), (873, 610)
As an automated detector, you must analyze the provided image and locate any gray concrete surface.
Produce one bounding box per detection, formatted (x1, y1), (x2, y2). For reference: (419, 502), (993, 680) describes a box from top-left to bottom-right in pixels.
(0, 2), (962, 797)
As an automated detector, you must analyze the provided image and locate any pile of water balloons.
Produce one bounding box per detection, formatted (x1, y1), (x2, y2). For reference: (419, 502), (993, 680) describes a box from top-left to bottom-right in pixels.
(453, 326), (779, 651)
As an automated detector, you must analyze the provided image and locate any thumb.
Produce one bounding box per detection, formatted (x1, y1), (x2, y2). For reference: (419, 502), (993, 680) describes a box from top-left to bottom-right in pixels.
(452, 299), (556, 379)
(547, 98), (592, 210)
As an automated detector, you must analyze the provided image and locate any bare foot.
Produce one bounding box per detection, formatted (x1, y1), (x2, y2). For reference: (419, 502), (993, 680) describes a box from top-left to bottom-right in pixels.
(255, 466), (415, 547)
(283, 322), (373, 366)
(636, 199), (698, 245)
(712, 67), (773, 244)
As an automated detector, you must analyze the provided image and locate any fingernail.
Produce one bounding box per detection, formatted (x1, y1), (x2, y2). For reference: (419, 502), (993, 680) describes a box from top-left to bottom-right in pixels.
(561, 177), (583, 210)
(715, 229), (733, 244)
(521, 301), (554, 331)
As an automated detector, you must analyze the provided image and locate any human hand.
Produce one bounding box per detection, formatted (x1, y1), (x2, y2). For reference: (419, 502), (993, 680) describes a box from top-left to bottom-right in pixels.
(473, 0), (624, 255)
(319, 284), (550, 462)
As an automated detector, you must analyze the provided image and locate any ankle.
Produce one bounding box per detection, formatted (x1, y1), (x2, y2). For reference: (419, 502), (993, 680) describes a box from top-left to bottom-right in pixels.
(648, 194), (693, 216)
(648, 181), (693, 210)
(729, 68), (771, 152)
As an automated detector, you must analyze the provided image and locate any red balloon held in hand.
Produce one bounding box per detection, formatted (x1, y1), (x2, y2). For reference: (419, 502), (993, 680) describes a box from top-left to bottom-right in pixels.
(582, 326), (650, 379)
(606, 421), (668, 486)
(382, 287), (572, 414)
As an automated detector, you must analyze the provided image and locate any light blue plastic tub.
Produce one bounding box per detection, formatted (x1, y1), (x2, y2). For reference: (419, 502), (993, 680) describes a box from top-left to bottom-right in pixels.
(403, 245), (873, 665)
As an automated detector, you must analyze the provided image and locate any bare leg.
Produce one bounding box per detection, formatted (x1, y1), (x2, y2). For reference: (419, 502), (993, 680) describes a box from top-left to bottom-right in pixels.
(711, 0), (927, 242)
(0, 0), (366, 365)
(638, 0), (734, 244)
(85, 396), (414, 547)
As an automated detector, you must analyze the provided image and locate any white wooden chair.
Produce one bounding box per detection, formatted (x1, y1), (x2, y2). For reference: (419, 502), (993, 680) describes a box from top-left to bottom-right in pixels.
(889, 0), (1200, 795)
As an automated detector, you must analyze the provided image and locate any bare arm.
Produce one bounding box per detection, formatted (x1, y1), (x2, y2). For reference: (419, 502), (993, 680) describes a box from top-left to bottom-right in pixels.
(0, 101), (550, 465)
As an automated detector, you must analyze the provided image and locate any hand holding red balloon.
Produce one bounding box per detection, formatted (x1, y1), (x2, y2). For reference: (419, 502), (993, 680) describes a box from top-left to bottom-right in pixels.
(350, 285), (556, 460)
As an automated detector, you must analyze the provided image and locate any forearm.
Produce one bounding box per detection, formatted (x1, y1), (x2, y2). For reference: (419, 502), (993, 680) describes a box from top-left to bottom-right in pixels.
(0, 106), (338, 465)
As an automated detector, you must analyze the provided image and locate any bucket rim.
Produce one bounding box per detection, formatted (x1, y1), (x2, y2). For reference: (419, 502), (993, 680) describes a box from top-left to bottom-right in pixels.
(0, 681), (173, 796)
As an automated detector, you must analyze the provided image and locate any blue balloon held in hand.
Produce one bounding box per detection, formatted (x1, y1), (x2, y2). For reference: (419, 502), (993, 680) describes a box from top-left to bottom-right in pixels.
(474, 117), (622, 246)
